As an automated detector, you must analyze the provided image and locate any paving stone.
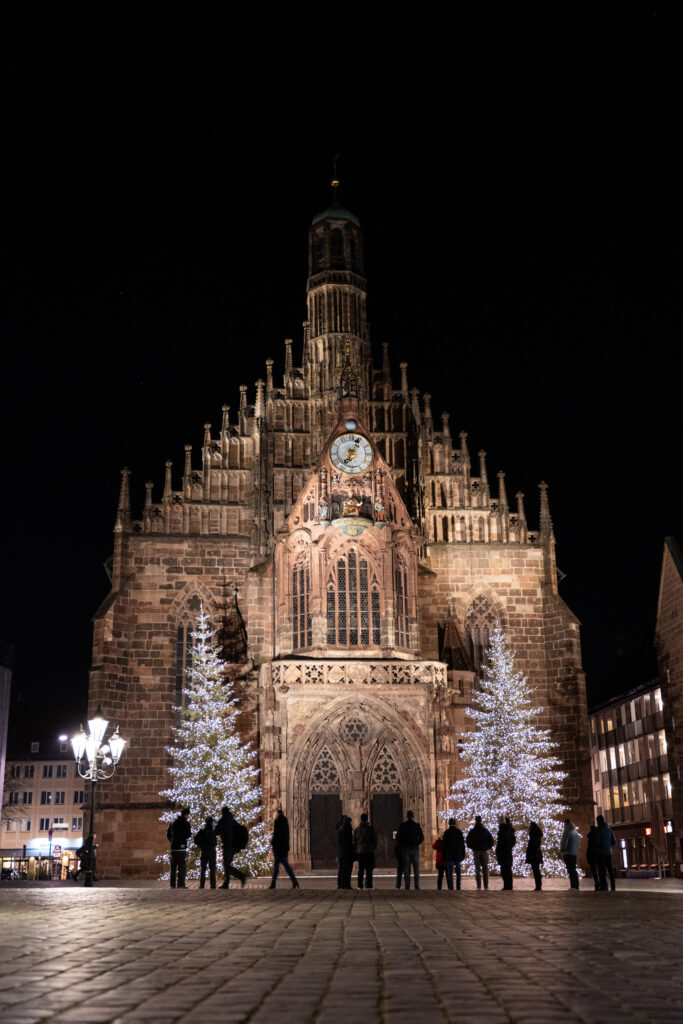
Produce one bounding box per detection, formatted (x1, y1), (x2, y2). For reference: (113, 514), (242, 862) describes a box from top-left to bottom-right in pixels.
(2, 882), (683, 1022)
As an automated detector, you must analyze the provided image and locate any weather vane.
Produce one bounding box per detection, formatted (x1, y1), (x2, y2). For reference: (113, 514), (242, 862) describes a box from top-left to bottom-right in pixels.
(331, 153), (340, 196)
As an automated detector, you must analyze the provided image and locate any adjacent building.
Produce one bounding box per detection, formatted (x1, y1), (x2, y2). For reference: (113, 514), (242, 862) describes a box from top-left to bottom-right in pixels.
(1, 718), (84, 879)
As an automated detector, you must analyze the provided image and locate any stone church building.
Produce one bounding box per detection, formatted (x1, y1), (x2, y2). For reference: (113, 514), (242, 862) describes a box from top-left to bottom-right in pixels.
(89, 198), (593, 876)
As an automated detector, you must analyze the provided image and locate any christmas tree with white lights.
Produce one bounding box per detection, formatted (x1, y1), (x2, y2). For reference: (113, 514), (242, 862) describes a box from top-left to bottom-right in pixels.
(157, 608), (270, 880)
(450, 625), (569, 876)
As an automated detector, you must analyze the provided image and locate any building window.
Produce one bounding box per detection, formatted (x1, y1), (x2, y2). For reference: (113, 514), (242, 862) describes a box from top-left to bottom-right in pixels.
(24, 765), (34, 779)
(55, 792), (65, 805)
(5, 819), (16, 832)
(42, 765), (53, 779)
(292, 559), (312, 651)
(8, 791), (19, 805)
(310, 747), (340, 792)
(31, 742), (39, 753)
(40, 792), (52, 805)
(394, 556), (408, 648)
(56, 765), (67, 778)
(72, 817), (83, 832)
(59, 742), (68, 753)
(23, 819), (31, 832)
(73, 791), (84, 805)
(39, 818), (50, 831)
(23, 792), (33, 805)
(465, 595), (499, 670)
(326, 550), (379, 648)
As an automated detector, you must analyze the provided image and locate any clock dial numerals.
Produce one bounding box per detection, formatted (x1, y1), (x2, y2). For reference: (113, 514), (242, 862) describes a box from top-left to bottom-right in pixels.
(330, 434), (373, 474)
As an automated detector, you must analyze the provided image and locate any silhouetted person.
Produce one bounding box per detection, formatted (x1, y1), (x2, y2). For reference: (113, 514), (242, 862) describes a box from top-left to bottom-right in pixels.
(195, 816), (217, 889)
(168, 808), (191, 889)
(496, 817), (516, 890)
(586, 825), (601, 890)
(526, 821), (543, 891)
(442, 818), (466, 891)
(354, 813), (377, 889)
(560, 818), (581, 890)
(336, 815), (354, 889)
(466, 815), (494, 890)
(396, 810), (424, 890)
(269, 809), (299, 889)
(215, 806), (247, 889)
(432, 834), (446, 889)
(595, 814), (616, 891)
(75, 834), (97, 883)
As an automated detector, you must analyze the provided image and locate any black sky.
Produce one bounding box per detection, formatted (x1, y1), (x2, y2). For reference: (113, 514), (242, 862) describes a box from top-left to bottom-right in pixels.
(1, 15), (681, 713)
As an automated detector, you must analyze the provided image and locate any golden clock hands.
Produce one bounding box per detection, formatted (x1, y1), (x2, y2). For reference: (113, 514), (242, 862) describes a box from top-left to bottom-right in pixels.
(344, 447), (357, 463)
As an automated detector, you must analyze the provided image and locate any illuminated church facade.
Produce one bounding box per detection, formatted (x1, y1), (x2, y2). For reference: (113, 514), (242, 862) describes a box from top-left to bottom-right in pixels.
(90, 197), (593, 875)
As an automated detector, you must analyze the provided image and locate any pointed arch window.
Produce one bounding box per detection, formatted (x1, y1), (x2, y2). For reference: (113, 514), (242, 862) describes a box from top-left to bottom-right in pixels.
(394, 554), (409, 649)
(175, 595), (203, 712)
(372, 745), (400, 793)
(465, 595), (499, 671)
(311, 746), (340, 792)
(292, 557), (312, 650)
(327, 548), (380, 647)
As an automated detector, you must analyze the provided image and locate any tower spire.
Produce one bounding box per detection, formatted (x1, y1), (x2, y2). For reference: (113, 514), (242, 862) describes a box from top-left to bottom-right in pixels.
(331, 153), (340, 197)
(114, 467), (131, 532)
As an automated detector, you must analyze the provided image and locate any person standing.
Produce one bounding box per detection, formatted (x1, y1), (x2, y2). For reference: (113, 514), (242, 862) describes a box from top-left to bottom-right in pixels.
(336, 815), (355, 890)
(466, 815), (494, 890)
(353, 813), (377, 889)
(168, 808), (191, 889)
(495, 817), (516, 890)
(560, 818), (581, 890)
(526, 821), (543, 891)
(396, 810), (425, 890)
(269, 809), (299, 889)
(215, 806), (247, 889)
(194, 816), (217, 889)
(586, 824), (601, 890)
(432, 834), (446, 890)
(441, 818), (466, 891)
(595, 814), (617, 891)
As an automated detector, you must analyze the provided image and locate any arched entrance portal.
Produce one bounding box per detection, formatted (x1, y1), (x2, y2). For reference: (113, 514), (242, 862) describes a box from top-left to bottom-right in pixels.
(287, 696), (430, 868)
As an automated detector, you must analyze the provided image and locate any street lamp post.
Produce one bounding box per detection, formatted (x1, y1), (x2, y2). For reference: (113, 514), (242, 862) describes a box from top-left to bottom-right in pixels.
(71, 708), (126, 888)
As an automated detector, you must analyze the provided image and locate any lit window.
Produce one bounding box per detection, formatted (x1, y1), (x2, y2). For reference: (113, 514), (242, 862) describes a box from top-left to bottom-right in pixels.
(326, 549), (378, 648)
(40, 792), (52, 805)
(654, 689), (664, 713)
(292, 558), (312, 651)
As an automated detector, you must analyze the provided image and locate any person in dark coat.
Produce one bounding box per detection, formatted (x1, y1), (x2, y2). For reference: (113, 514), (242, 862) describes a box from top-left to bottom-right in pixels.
(432, 835), (447, 890)
(586, 825), (601, 890)
(525, 821), (543, 891)
(441, 818), (466, 891)
(495, 817), (516, 890)
(195, 815), (217, 889)
(215, 806), (247, 889)
(466, 816), (494, 890)
(336, 815), (355, 890)
(396, 810), (425, 890)
(269, 809), (299, 889)
(595, 814), (616, 891)
(560, 819), (581, 890)
(353, 813), (377, 889)
(168, 808), (192, 889)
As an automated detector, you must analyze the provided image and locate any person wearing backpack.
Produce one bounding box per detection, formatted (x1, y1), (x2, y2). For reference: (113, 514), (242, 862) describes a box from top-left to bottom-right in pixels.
(194, 816), (218, 890)
(167, 808), (192, 889)
(215, 806), (247, 889)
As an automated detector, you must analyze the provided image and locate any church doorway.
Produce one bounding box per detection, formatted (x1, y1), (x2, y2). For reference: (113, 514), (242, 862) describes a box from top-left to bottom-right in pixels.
(371, 793), (403, 867)
(309, 794), (342, 868)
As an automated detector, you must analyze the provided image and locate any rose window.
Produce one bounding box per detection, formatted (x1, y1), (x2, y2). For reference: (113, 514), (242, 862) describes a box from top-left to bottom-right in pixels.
(341, 718), (369, 745)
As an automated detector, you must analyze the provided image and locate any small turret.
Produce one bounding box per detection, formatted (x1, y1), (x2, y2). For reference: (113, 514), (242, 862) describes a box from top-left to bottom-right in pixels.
(497, 470), (508, 510)
(400, 362), (409, 401)
(255, 379), (265, 420)
(163, 460), (173, 501)
(382, 342), (391, 384)
(284, 338), (293, 380)
(221, 405), (230, 435)
(114, 467), (131, 532)
(423, 393), (433, 437)
(239, 385), (248, 435)
(265, 359), (274, 397)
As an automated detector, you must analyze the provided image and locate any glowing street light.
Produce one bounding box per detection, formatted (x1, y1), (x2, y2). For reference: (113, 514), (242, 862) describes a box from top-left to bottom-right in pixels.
(71, 708), (126, 887)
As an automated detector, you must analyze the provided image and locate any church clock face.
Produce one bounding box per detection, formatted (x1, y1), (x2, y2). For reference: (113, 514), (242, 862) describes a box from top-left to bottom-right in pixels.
(330, 433), (372, 475)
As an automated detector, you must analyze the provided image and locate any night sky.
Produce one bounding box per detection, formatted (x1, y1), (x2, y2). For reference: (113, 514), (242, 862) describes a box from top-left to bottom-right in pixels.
(2, 17), (681, 716)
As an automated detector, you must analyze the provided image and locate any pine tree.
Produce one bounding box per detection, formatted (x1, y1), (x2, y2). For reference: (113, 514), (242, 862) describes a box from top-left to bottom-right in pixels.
(157, 608), (270, 880)
(450, 625), (569, 876)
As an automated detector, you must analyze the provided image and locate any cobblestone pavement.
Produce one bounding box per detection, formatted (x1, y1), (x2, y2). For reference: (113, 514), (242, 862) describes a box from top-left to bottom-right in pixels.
(1, 882), (682, 1024)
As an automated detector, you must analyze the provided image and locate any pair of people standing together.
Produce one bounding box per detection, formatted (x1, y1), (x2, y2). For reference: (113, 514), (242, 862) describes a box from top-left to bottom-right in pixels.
(336, 813), (378, 889)
(432, 818), (466, 890)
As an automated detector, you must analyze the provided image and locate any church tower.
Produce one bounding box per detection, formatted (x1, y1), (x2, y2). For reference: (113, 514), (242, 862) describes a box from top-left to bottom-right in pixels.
(88, 188), (593, 877)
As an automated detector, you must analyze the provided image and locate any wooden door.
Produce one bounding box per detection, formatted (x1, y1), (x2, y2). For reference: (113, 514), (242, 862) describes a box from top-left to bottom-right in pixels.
(371, 793), (403, 867)
(309, 794), (342, 868)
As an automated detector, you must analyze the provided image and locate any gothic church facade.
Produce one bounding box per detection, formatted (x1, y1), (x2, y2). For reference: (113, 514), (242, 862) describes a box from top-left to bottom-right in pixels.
(90, 199), (593, 875)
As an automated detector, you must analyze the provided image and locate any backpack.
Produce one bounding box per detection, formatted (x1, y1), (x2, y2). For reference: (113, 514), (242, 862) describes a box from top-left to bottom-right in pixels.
(232, 821), (249, 852)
